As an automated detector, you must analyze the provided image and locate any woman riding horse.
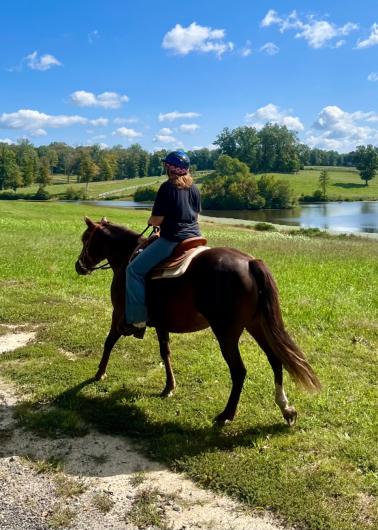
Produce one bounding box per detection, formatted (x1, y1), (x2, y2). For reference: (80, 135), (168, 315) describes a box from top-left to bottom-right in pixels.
(120, 150), (201, 339)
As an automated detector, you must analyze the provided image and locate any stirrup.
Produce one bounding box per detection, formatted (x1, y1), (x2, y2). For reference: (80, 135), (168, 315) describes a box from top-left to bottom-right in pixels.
(118, 322), (146, 339)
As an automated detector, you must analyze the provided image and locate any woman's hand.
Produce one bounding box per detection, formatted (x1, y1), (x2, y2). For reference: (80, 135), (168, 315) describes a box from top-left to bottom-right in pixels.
(148, 215), (164, 227)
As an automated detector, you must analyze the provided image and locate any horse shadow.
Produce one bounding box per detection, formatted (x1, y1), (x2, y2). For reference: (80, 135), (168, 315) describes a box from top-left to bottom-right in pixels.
(1, 378), (290, 479)
(51, 378), (290, 463)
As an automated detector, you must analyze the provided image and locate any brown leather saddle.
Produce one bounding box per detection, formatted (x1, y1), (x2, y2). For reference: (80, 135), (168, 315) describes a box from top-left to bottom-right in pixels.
(130, 234), (209, 280)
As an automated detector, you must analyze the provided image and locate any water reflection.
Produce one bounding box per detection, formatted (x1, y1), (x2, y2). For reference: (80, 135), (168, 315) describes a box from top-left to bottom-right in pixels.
(202, 201), (378, 234)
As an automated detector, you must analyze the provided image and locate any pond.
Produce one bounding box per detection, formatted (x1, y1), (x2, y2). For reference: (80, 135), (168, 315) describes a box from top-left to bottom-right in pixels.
(84, 200), (378, 234)
(202, 201), (378, 234)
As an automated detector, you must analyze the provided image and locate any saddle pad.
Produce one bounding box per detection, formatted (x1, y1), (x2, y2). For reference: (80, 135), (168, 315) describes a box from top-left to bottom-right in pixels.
(150, 246), (210, 280)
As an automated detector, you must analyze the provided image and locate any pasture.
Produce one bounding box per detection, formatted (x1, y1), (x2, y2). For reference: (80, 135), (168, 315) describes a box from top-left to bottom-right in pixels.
(4, 167), (378, 202)
(0, 201), (377, 530)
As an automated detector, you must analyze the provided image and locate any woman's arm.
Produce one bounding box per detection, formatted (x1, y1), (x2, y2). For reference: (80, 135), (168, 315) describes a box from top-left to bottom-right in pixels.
(148, 215), (164, 226)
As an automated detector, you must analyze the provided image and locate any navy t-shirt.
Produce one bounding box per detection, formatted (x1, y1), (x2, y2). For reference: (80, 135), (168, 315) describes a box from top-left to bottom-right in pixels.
(152, 180), (201, 242)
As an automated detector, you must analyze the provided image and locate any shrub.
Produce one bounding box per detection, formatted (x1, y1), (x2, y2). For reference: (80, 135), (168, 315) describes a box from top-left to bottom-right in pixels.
(134, 186), (157, 202)
(33, 186), (50, 200)
(61, 187), (87, 200)
(300, 189), (325, 203)
(254, 222), (276, 231)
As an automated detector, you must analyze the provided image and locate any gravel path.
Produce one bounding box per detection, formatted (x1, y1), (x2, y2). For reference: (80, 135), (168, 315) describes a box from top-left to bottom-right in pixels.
(0, 329), (287, 530)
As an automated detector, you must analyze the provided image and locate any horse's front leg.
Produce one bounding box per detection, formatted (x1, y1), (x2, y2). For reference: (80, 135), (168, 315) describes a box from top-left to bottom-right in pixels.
(95, 322), (121, 381)
(156, 328), (176, 397)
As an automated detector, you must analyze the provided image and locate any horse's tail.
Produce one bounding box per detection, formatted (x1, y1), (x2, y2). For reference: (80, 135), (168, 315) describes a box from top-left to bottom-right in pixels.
(249, 259), (321, 392)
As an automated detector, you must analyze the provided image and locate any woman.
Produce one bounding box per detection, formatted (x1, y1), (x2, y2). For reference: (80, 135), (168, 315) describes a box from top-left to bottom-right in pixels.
(120, 150), (202, 338)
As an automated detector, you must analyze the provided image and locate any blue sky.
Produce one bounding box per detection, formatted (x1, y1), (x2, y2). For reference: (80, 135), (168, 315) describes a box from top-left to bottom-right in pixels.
(0, 0), (377, 152)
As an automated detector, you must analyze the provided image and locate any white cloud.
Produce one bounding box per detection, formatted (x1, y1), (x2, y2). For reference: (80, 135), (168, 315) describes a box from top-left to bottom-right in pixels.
(113, 117), (138, 124)
(88, 134), (107, 140)
(154, 134), (177, 144)
(162, 22), (234, 57)
(245, 103), (304, 131)
(112, 127), (142, 138)
(240, 41), (252, 57)
(368, 72), (378, 81)
(260, 10), (358, 49)
(307, 105), (378, 151)
(31, 128), (47, 137)
(70, 90), (129, 109)
(179, 123), (200, 134)
(260, 42), (279, 55)
(0, 138), (14, 144)
(356, 23), (378, 49)
(158, 127), (173, 135)
(159, 111), (200, 122)
(0, 109), (108, 134)
(26, 51), (62, 71)
(91, 118), (109, 127)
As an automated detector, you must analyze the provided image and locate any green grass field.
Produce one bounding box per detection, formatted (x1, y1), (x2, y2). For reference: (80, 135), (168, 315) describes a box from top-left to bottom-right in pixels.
(0, 201), (377, 530)
(264, 168), (378, 201)
(4, 167), (378, 202)
(8, 174), (166, 199)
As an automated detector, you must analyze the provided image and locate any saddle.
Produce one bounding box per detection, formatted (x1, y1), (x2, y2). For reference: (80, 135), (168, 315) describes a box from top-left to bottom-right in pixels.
(131, 234), (209, 280)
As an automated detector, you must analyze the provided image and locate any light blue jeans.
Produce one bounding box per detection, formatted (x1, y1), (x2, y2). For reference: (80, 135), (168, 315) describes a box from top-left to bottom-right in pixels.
(126, 237), (178, 323)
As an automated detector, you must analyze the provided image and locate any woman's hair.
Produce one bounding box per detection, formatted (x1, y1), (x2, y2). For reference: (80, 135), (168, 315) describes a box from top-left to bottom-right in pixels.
(165, 163), (193, 189)
(170, 173), (193, 189)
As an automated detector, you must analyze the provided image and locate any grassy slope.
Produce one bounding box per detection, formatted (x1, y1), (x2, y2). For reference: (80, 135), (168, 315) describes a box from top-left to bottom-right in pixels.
(4, 168), (378, 201)
(0, 201), (377, 530)
(264, 168), (378, 201)
(9, 174), (166, 199)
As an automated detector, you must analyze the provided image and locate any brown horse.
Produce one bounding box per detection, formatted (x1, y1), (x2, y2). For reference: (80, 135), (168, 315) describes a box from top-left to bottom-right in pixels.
(75, 217), (320, 426)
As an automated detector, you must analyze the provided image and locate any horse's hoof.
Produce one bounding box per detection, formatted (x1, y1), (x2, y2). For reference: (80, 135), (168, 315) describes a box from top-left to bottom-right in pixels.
(95, 371), (107, 381)
(160, 388), (174, 398)
(213, 414), (232, 427)
(283, 406), (297, 427)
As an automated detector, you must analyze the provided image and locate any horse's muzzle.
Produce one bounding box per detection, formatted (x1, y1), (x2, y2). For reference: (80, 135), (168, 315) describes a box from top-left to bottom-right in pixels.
(75, 259), (89, 275)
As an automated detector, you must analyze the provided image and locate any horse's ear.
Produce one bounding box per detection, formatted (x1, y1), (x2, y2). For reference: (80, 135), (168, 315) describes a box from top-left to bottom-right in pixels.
(84, 216), (96, 228)
(101, 217), (108, 225)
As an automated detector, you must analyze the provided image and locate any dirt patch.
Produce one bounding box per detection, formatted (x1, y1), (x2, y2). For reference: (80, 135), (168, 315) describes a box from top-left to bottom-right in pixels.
(0, 331), (36, 354)
(0, 330), (287, 530)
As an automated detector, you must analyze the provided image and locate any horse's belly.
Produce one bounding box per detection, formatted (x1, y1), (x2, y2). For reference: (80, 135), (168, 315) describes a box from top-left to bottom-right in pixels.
(146, 277), (209, 333)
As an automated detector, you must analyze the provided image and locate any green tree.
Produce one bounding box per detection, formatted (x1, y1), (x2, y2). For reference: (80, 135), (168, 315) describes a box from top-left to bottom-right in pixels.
(16, 139), (39, 186)
(214, 155), (250, 178)
(148, 150), (167, 176)
(318, 169), (330, 200)
(98, 157), (114, 181)
(0, 145), (22, 190)
(78, 152), (99, 192)
(354, 145), (378, 186)
(37, 157), (51, 186)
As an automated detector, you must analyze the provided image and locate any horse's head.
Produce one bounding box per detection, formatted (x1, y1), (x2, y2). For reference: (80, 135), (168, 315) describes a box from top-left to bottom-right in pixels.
(75, 216), (140, 275)
(75, 217), (110, 275)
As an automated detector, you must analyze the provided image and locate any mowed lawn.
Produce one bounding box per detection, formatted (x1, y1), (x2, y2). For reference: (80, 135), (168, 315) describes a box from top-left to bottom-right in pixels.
(0, 201), (377, 530)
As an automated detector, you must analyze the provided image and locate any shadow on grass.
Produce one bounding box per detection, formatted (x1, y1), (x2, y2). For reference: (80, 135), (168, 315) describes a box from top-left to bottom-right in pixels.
(332, 182), (366, 189)
(50, 378), (290, 463)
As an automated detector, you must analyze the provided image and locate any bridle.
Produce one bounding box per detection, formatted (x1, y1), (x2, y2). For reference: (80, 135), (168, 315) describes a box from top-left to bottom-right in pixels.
(77, 224), (111, 274)
(78, 223), (157, 274)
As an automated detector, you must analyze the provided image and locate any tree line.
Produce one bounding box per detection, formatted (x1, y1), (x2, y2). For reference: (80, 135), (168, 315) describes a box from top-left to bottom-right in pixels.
(0, 125), (377, 191)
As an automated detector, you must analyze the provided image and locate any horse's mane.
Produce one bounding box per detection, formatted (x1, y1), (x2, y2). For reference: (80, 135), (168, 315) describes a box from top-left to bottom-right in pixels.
(101, 220), (138, 239)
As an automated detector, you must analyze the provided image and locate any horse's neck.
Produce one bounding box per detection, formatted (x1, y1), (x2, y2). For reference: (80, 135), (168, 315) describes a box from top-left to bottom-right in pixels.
(106, 231), (139, 271)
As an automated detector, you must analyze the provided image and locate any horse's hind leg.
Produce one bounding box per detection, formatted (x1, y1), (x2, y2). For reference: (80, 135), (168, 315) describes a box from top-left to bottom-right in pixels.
(247, 321), (297, 426)
(95, 322), (121, 381)
(211, 325), (246, 426)
(156, 328), (176, 397)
